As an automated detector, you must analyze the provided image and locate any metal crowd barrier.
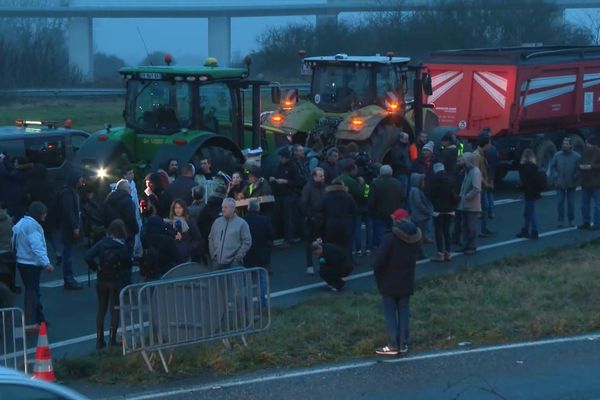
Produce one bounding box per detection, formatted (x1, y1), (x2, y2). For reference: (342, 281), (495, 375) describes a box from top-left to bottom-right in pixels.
(0, 307), (27, 373)
(119, 267), (270, 372)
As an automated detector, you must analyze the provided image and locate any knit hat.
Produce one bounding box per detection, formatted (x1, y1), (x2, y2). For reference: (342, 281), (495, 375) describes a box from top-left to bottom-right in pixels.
(391, 208), (410, 221)
(433, 162), (445, 174)
(278, 146), (291, 159)
(422, 141), (434, 153)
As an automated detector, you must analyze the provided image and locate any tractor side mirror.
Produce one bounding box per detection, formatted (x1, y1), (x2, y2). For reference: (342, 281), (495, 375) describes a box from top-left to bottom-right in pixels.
(422, 73), (433, 96)
(271, 86), (281, 104)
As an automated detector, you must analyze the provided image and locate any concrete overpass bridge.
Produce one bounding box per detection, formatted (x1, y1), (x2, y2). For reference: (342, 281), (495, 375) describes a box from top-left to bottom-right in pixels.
(1, 0), (598, 79)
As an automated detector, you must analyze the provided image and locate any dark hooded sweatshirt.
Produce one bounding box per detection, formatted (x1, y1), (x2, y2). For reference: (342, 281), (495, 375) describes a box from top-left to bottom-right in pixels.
(373, 220), (422, 298)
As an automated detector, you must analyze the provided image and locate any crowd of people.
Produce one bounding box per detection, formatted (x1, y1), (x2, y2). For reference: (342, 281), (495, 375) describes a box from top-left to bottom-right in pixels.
(2, 128), (600, 354)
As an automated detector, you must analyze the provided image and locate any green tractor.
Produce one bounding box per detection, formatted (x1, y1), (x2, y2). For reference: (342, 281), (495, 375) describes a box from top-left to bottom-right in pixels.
(75, 57), (283, 183)
(264, 53), (439, 163)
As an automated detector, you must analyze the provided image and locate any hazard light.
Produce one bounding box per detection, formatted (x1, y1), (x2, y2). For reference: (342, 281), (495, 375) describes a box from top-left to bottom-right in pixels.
(350, 116), (364, 129)
(387, 102), (400, 112)
(271, 113), (284, 125)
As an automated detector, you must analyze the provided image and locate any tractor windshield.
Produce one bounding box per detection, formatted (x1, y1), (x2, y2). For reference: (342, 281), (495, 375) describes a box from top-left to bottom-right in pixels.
(198, 82), (237, 136)
(311, 64), (372, 112)
(125, 80), (192, 134)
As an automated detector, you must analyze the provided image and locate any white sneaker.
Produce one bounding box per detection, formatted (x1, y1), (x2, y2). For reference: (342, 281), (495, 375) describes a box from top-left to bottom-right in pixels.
(306, 266), (315, 275)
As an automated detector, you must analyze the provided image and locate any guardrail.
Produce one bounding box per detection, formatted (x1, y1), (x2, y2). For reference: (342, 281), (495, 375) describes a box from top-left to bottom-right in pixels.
(119, 266), (270, 373)
(0, 84), (310, 98)
(0, 307), (28, 373)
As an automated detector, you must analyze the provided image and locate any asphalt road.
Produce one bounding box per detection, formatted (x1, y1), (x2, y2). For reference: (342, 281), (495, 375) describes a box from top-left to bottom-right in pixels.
(132, 334), (600, 400)
(12, 181), (600, 388)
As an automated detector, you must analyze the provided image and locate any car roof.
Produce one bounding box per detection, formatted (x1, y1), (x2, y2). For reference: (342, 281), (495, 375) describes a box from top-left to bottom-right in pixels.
(0, 126), (89, 140)
(0, 366), (89, 399)
(304, 54), (411, 65)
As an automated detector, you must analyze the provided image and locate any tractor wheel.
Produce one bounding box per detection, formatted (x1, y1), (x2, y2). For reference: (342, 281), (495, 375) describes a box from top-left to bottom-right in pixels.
(535, 140), (557, 172)
(567, 133), (585, 156)
(363, 124), (402, 164)
(193, 145), (243, 176)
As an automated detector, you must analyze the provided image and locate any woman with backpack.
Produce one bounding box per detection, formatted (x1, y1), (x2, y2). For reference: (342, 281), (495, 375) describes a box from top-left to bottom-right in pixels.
(164, 199), (202, 264)
(84, 219), (132, 349)
(516, 149), (545, 240)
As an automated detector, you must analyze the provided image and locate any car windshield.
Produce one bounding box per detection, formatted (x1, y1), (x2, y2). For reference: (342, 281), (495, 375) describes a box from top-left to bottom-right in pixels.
(311, 64), (373, 112)
(126, 80), (192, 134)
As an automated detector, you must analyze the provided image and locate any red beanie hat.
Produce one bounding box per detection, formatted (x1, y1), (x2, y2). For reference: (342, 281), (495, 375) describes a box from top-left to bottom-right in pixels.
(391, 208), (410, 221)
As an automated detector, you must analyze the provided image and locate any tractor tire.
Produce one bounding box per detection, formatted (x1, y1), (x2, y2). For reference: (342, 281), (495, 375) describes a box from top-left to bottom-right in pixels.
(567, 133), (585, 156)
(362, 124), (402, 164)
(0, 283), (14, 309)
(535, 140), (557, 172)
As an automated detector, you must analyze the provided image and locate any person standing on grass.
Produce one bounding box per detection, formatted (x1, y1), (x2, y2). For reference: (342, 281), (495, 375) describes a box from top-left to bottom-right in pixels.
(578, 134), (600, 230)
(84, 219), (132, 349)
(516, 149), (545, 240)
(457, 153), (481, 255)
(373, 208), (421, 356)
(548, 137), (580, 228)
(12, 201), (54, 332)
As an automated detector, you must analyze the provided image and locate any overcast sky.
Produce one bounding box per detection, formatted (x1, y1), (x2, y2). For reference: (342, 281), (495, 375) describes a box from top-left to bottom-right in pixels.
(92, 7), (592, 66)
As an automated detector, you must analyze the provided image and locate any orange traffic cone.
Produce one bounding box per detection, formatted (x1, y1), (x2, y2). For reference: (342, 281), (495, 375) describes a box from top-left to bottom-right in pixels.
(32, 322), (55, 382)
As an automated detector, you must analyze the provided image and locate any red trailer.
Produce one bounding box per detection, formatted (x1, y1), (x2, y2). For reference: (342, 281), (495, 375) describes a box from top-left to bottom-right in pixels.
(424, 46), (600, 179)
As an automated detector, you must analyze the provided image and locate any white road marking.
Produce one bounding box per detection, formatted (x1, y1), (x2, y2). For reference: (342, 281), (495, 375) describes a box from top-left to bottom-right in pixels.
(120, 332), (600, 400)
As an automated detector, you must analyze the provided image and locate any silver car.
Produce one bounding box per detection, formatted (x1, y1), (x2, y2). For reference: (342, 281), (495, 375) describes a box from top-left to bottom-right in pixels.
(0, 365), (88, 399)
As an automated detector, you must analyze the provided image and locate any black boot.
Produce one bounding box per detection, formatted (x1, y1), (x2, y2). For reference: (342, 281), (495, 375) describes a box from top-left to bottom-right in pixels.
(108, 328), (119, 347)
(96, 329), (106, 350)
(516, 229), (529, 238)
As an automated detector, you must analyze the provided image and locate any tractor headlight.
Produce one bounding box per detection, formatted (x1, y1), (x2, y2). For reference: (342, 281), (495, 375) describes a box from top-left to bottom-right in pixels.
(96, 167), (108, 180)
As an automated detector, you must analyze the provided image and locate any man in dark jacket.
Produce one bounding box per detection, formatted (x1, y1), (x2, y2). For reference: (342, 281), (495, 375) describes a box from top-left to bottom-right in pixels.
(166, 163), (196, 206)
(320, 147), (341, 185)
(321, 178), (357, 257)
(57, 170), (85, 289)
(244, 200), (275, 273)
(196, 185), (226, 264)
(388, 132), (411, 192)
(312, 239), (353, 291)
(301, 167), (326, 275)
(369, 165), (406, 248)
(269, 147), (302, 248)
(140, 216), (178, 279)
(373, 208), (421, 356)
(429, 163), (458, 262)
(579, 134), (600, 230)
(244, 166), (272, 198)
(102, 179), (139, 249)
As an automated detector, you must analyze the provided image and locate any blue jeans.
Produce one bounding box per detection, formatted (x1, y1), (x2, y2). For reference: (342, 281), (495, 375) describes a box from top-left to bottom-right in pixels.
(557, 188), (575, 223)
(61, 242), (75, 282)
(487, 189), (495, 216)
(17, 264), (44, 325)
(523, 200), (538, 232)
(372, 217), (390, 249)
(382, 295), (410, 349)
(277, 195), (295, 243)
(581, 187), (600, 226)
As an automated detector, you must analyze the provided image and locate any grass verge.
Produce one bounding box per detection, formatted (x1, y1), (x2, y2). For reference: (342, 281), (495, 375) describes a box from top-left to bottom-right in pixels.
(56, 240), (600, 385)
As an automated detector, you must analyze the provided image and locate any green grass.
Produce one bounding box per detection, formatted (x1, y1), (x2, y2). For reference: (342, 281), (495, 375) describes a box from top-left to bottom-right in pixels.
(0, 95), (278, 134)
(55, 241), (600, 385)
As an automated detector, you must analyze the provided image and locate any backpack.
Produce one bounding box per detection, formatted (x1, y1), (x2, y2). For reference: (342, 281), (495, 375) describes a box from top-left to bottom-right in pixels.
(140, 245), (161, 281)
(99, 245), (124, 281)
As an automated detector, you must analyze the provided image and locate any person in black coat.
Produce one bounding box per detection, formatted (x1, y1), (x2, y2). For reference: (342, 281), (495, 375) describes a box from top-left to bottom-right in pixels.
(429, 163), (458, 262)
(244, 200), (275, 273)
(57, 170), (85, 289)
(142, 173), (172, 218)
(165, 164), (197, 206)
(373, 209), (421, 356)
(84, 219), (132, 349)
(102, 179), (139, 250)
(516, 149), (544, 240)
(321, 178), (357, 257)
(140, 216), (178, 279)
(196, 186), (226, 265)
(312, 239), (353, 291)
(301, 167), (326, 274)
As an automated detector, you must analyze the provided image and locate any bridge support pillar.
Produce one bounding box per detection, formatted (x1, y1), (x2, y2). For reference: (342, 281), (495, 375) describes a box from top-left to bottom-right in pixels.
(208, 16), (231, 67)
(67, 17), (94, 81)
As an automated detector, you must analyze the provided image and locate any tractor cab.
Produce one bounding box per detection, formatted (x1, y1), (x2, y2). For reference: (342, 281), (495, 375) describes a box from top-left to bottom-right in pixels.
(305, 54), (412, 113)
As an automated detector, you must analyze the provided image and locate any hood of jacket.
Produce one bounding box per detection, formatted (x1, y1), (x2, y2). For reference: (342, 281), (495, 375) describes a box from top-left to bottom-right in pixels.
(410, 173), (424, 188)
(392, 220), (422, 243)
(325, 184), (348, 193)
